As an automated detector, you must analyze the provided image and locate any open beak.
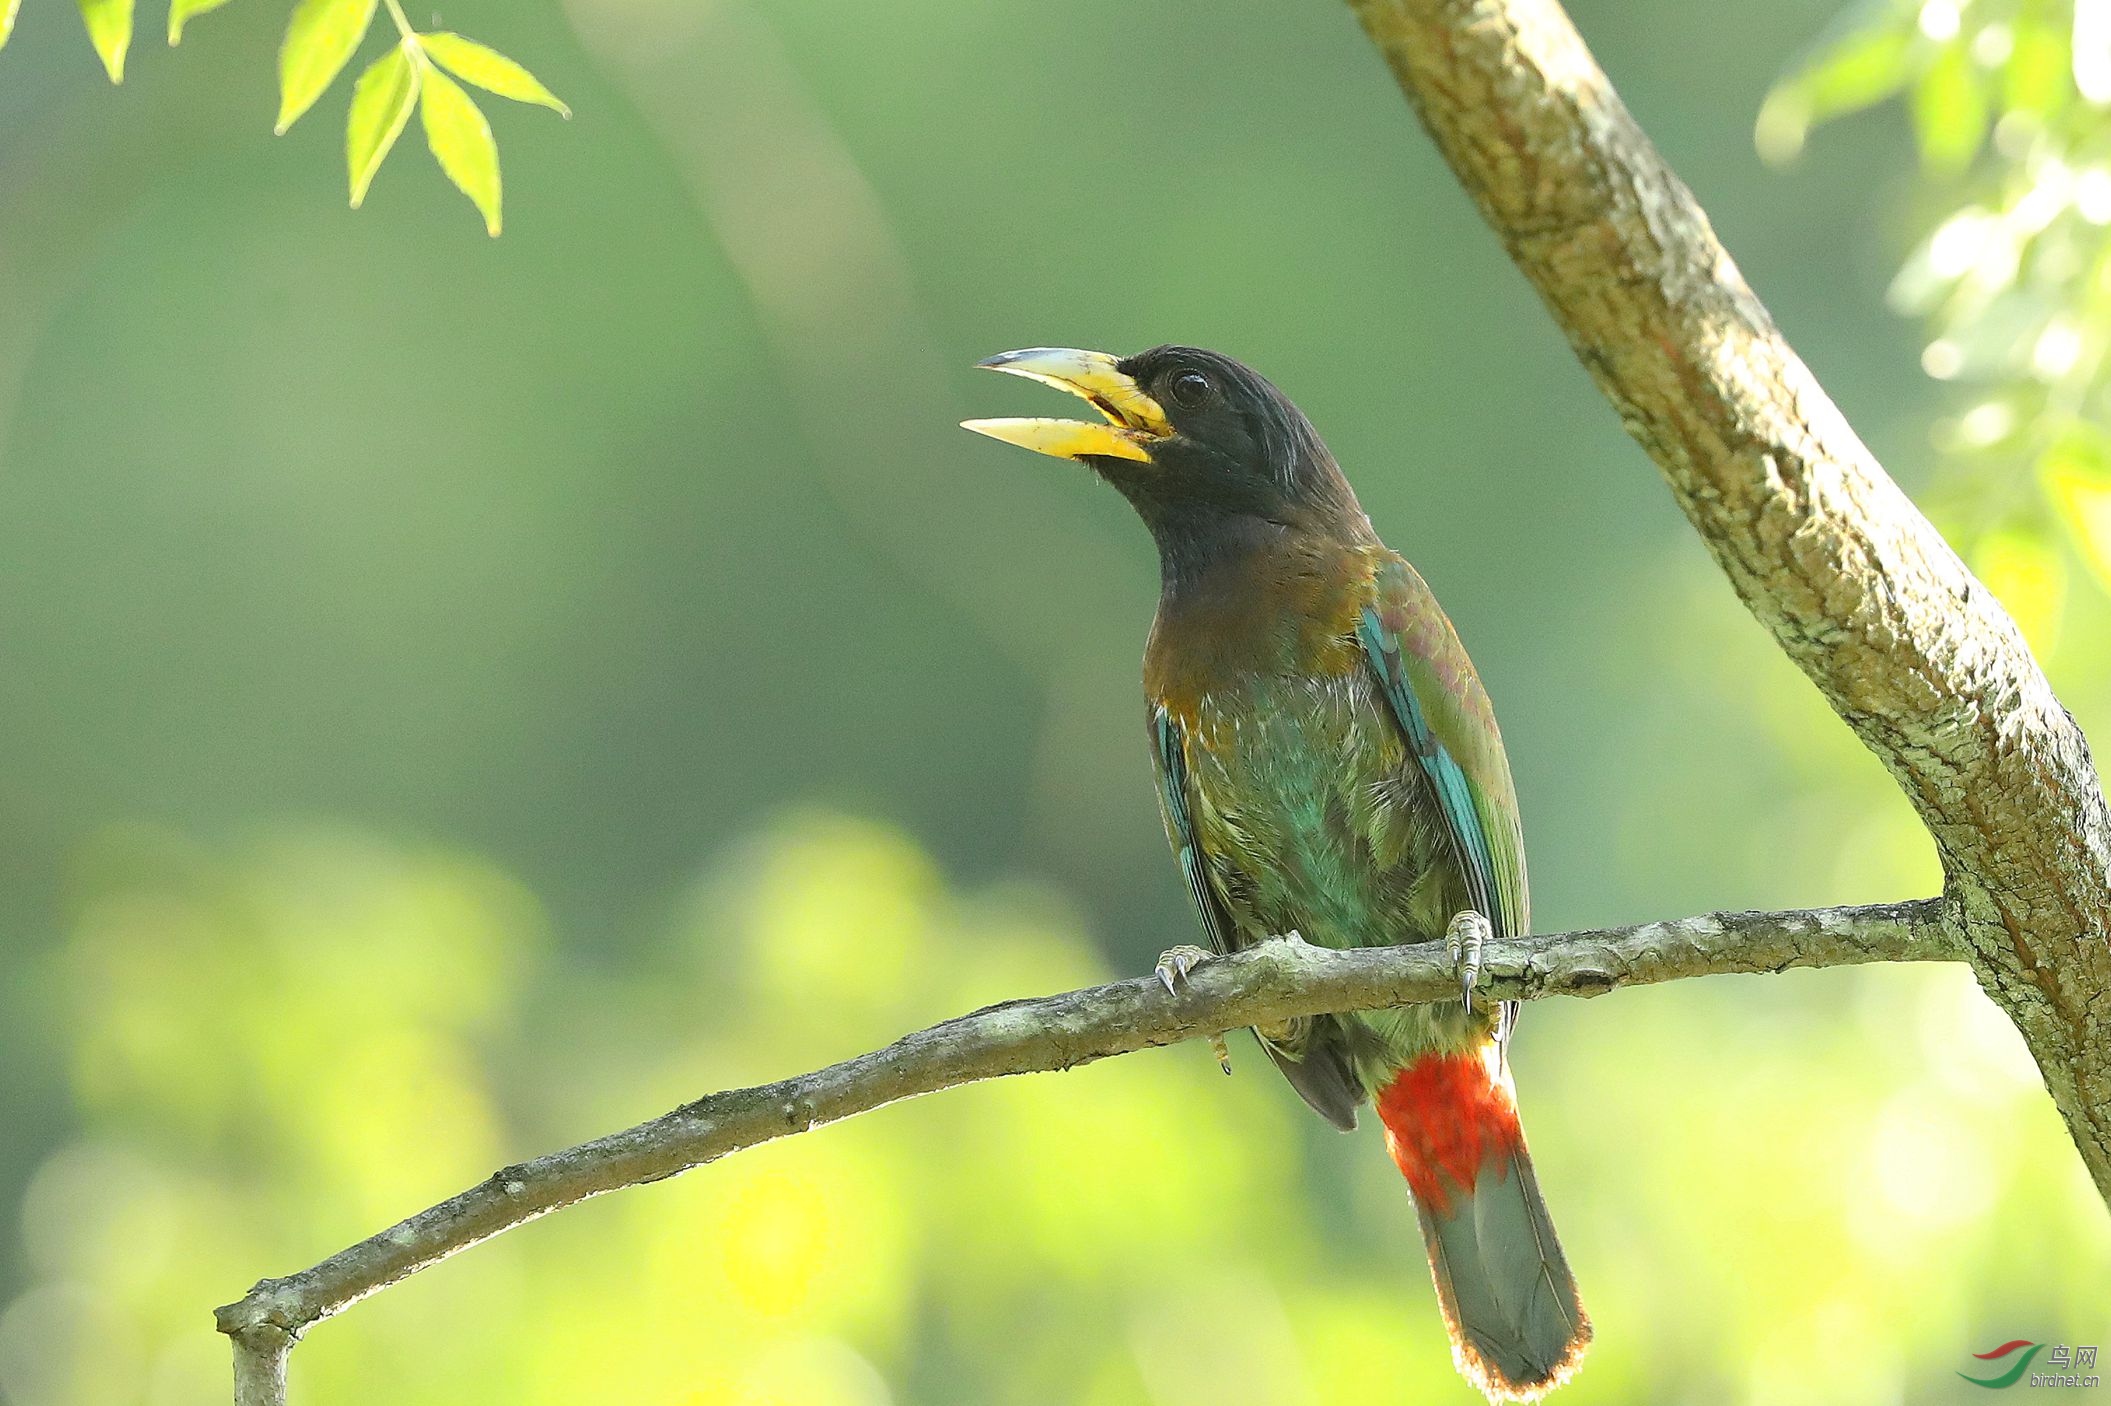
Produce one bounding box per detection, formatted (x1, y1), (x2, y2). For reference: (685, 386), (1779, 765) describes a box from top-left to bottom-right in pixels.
(961, 348), (1172, 464)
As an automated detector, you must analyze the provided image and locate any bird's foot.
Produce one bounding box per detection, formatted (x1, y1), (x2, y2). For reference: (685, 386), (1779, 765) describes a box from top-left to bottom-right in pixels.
(1154, 943), (1212, 994)
(1446, 910), (1491, 1015)
(1153, 945), (1234, 1075)
(1251, 933), (1305, 1044)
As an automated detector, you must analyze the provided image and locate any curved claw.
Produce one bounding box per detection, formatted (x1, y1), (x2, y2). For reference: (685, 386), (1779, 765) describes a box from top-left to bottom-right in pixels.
(1154, 945), (1232, 1073)
(1154, 943), (1211, 994)
(1446, 910), (1490, 1015)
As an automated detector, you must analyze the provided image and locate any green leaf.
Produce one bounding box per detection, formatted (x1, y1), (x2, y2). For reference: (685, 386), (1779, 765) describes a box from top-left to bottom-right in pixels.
(1757, 17), (1916, 164)
(1912, 44), (1989, 173)
(346, 40), (420, 208)
(418, 32), (569, 117)
(420, 66), (501, 236)
(168, 0), (236, 45)
(1972, 528), (2065, 653)
(79, 0), (134, 81)
(1794, 25), (1916, 118)
(1, 0), (21, 53)
(2045, 427), (2111, 592)
(276, 0), (377, 134)
(2003, 18), (2072, 120)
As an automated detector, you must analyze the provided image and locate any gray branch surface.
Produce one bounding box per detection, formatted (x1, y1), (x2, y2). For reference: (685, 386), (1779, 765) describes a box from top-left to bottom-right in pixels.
(218, 901), (1950, 1399)
(1347, 0), (2111, 1197)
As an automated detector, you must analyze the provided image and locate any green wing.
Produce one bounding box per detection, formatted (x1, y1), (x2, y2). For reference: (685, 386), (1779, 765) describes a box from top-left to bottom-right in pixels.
(1148, 702), (1367, 1130)
(1356, 556), (1529, 940)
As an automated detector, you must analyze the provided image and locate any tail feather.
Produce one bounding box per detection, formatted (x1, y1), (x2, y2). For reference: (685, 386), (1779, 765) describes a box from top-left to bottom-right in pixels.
(1378, 1050), (1589, 1402)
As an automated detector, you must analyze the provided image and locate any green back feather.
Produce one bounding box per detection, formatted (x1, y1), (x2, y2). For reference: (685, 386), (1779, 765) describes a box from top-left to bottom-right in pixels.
(1359, 556), (1528, 939)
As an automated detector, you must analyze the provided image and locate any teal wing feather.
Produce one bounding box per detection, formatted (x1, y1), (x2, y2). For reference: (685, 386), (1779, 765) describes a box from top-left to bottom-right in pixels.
(1150, 705), (1235, 956)
(1356, 556), (1528, 941)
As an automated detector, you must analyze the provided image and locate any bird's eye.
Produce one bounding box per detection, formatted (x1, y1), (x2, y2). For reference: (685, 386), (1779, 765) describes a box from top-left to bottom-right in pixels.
(1165, 370), (1213, 410)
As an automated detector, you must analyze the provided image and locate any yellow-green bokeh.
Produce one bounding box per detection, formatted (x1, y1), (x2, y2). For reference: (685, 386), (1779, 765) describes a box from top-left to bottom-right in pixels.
(0, 0), (2106, 1402)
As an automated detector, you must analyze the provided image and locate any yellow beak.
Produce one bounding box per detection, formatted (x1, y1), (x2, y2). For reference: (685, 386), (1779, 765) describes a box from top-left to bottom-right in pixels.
(961, 348), (1172, 464)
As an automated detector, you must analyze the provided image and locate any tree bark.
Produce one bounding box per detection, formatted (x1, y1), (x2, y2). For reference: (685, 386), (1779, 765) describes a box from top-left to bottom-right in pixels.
(1345, 0), (2111, 1198)
(215, 902), (1948, 1406)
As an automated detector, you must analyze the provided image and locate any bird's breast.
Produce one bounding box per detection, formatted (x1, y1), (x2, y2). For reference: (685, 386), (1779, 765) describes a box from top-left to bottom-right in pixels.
(1143, 535), (1462, 948)
(1168, 670), (1453, 953)
(1142, 541), (1378, 734)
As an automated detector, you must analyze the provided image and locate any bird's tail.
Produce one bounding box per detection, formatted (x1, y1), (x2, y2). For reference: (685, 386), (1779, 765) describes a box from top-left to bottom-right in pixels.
(1375, 1048), (1590, 1403)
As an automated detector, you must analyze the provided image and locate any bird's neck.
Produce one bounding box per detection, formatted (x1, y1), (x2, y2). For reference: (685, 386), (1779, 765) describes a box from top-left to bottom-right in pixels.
(1149, 508), (1299, 600)
(1145, 516), (1378, 716)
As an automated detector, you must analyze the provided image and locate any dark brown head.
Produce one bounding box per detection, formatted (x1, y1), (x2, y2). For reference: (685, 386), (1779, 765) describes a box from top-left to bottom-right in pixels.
(964, 345), (1369, 580)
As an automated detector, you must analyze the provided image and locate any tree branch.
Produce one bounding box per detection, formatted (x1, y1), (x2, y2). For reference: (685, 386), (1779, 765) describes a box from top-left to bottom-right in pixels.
(229, 1326), (290, 1406)
(1345, 0), (2111, 1199)
(217, 901), (1950, 1403)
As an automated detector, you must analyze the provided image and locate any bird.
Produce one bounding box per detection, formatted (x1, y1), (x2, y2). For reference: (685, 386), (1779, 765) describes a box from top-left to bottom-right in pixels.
(963, 346), (1589, 1402)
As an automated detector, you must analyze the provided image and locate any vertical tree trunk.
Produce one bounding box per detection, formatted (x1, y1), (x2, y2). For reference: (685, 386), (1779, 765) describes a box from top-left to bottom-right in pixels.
(1344, 0), (2111, 1196)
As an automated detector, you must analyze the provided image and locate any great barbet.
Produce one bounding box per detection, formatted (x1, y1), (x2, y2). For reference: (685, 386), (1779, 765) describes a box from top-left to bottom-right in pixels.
(964, 346), (1589, 1402)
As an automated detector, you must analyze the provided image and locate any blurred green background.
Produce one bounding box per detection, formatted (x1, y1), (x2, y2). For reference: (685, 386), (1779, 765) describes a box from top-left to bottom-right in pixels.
(1, 0), (2108, 1402)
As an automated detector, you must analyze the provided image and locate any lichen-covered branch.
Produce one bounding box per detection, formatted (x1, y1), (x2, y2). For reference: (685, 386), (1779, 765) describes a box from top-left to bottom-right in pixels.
(230, 1326), (289, 1406)
(1345, 0), (2111, 1199)
(216, 901), (1950, 1404)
